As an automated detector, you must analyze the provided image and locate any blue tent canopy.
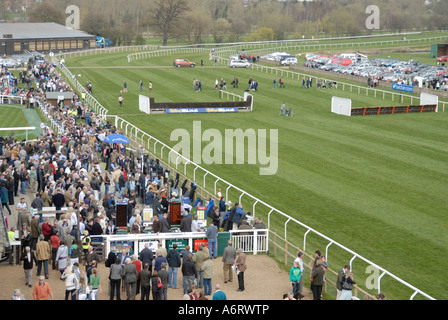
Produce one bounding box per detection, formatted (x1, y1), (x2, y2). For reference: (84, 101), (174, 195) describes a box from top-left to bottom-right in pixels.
(104, 134), (130, 144)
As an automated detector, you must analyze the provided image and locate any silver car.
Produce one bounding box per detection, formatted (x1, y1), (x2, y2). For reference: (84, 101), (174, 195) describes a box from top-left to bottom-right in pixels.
(229, 60), (251, 68)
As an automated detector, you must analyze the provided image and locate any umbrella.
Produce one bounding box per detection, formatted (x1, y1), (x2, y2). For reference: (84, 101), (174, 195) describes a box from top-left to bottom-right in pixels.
(104, 134), (130, 144)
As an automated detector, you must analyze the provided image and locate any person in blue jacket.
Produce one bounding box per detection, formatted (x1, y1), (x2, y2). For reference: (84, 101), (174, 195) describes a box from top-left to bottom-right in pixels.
(232, 205), (245, 230)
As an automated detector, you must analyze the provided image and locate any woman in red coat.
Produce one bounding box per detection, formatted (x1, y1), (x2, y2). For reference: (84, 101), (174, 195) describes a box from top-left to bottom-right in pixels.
(50, 230), (60, 270)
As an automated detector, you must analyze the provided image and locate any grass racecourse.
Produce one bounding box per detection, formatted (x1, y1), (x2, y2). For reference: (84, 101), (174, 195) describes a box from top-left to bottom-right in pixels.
(64, 47), (448, 300)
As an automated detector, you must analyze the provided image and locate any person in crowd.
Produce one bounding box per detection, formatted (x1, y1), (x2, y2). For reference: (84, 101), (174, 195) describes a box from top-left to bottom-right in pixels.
(222, 240), (236, 283)
(139, 263), (151, 300)
(20, 246), (37, 287)
(200, 256), (214, 296)
(109, 257), (123, 301)
(212, 284), (227, 300)
(11, 289), (25, 300)
(122, 257), (138, 300)
(33, 275), (54, 300)
(235, 248), (247, 292)
(167, 243), (181, 289)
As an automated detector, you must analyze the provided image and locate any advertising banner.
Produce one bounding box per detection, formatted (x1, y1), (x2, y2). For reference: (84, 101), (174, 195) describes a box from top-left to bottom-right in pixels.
(165, 107), (239, 114)
(392, 83), (414, 93)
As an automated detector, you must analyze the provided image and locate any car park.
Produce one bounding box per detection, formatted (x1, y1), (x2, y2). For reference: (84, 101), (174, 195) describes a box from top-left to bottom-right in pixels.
(229, 60), (251, 68)
(173, 59), (196, 68)
(304, 52), (448, 89)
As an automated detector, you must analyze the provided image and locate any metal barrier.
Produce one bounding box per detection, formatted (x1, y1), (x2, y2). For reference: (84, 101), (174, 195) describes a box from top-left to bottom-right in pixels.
(103, 229), (269, 257)
(0, 94), (24, 105)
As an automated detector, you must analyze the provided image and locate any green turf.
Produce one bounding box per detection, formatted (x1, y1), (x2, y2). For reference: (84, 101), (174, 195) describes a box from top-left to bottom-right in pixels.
(0, 105), (40, 140)
(64, 50), (448, 300)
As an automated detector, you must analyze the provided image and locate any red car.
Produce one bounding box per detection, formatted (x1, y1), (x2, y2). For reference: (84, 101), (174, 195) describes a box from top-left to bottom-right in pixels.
(437, 56), (448, 62)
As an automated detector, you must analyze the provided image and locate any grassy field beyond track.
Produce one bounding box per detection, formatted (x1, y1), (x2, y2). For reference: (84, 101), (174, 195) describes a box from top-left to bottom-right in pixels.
(66, 52), (448, 300)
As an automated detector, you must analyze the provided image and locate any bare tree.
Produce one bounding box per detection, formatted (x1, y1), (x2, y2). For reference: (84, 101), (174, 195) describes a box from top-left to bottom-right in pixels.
(149, 0), (190, 46)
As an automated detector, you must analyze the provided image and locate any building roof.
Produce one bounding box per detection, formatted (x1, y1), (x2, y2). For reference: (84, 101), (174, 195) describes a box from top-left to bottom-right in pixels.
(0, 22), (94, 40)
(45, 92), (74, 100)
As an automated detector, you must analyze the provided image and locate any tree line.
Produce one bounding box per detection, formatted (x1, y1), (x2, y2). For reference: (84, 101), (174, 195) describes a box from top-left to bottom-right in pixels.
(7, 0), (448, 46)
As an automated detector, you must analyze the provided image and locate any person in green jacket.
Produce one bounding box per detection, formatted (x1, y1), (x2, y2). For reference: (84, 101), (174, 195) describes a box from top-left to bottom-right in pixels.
(311, 259), (325, 300)
(289, 261), (302, 299)
(89, 267), (102, 300)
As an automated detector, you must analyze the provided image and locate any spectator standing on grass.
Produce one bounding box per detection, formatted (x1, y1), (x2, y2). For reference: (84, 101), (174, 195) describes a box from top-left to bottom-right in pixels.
(311, 259), (325, 300)
(339, 272), (356, 300)
(289, 261), (302, 299)
(118, 95), (123, 107)
(294, 252), (305, 297)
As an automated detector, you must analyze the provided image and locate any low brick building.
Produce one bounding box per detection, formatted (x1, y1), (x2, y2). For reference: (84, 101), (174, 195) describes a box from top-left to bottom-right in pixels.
(0, 22), (96, 56)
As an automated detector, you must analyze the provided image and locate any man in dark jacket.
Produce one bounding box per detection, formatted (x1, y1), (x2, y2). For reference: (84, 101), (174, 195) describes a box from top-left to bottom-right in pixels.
(226, 202), (239, 231)
(311, 259), (325, 300)
(52, 188), (65, 220)
(179, 211), (192, 232)
(139, 263), (151, 300)
(166, 244), (181, 289)
(181, 254), (197, 294)
(139, 243), (154, 274)
(21, 246), (37, 287)
(160, 212), (170, 233)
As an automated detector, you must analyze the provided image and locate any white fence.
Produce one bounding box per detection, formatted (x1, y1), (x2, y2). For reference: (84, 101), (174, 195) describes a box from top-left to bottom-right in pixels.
(209, 54), (448, 112)
(0, 94), (25, 105)
(107, 113), (435, 300)
(0, 126), (36, 140)
(102, 229), (269, 257)
(50, 57), (109, 120)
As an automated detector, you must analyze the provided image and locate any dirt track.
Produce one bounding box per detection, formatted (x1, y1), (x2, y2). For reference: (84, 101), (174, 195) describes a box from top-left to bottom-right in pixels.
(0, 253), (311, 300)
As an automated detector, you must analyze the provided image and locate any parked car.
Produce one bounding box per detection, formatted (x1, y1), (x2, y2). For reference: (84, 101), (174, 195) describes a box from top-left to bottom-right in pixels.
(229, 60), (251, 68)
(173, 59), (196, 68)
(437, 56), (448, 62)
(280, 56), (298, 66)
(0, 59), (17, 68)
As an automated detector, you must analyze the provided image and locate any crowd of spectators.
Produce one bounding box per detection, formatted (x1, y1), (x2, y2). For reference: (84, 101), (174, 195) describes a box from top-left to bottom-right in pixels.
(1, 55), (269, 300)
